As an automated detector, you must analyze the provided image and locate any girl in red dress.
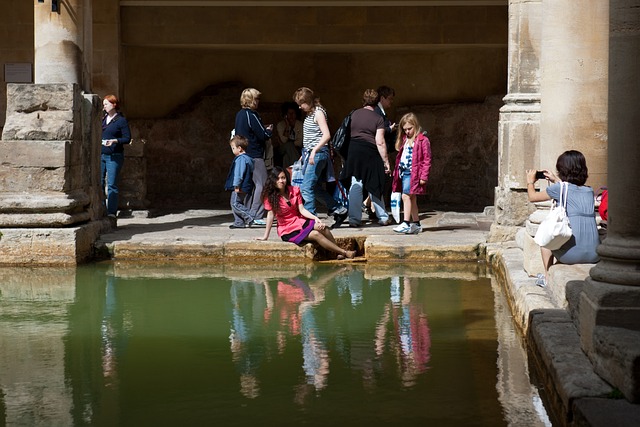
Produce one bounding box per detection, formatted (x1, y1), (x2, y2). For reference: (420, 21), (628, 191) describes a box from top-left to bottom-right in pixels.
(257, 167), (355, 259)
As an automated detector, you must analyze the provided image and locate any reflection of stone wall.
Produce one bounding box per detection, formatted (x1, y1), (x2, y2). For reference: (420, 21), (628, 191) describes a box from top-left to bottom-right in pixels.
(0, 266), (75, 426)
(130, 84), (501, 212)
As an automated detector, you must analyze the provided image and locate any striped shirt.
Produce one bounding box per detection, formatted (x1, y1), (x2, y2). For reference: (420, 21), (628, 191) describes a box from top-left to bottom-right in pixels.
(302, 106), (327, 151)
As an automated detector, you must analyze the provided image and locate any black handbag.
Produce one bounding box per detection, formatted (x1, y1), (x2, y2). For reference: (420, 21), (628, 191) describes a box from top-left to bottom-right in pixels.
(330, 110), (354, 159)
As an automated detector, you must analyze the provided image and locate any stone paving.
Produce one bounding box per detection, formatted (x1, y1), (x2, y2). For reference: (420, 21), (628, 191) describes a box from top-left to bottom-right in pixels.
(93, 208), (640, 426)
(95, 208), (494, 262)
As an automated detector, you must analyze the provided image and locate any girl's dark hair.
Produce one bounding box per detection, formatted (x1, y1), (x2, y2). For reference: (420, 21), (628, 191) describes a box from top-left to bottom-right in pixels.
(556, 150), (588, 186)
(261, 166), (290, 215)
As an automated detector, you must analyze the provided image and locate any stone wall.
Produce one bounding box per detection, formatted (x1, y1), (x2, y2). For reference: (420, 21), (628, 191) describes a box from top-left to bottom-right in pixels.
(126, 83), (501, 212)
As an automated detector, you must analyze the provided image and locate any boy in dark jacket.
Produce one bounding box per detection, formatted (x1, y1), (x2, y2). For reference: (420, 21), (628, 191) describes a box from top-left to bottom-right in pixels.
(225, 136), (256, 228)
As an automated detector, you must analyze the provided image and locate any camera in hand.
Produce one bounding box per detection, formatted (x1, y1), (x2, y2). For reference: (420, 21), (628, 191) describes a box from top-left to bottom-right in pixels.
(535, 171), (546, 180)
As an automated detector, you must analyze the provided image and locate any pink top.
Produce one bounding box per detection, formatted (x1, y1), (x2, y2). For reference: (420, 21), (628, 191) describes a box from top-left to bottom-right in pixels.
(264, 186), (308, 237)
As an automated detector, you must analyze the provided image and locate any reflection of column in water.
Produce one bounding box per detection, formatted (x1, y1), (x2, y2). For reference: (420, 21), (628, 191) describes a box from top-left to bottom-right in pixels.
(490, 277), (552, 426)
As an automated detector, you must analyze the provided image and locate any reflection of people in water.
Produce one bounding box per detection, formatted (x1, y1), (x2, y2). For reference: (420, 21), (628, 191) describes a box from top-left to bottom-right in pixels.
(268, 268), (349, 402)
(375, 276), (431, 387)
(228, 268), (431, 400)
(228, 280), (269, 399)
(101, 275), (128, 385)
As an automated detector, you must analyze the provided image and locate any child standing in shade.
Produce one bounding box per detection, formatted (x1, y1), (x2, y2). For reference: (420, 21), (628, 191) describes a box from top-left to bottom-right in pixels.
(225, 135), (256, 229)
(391, 113), (432, 234)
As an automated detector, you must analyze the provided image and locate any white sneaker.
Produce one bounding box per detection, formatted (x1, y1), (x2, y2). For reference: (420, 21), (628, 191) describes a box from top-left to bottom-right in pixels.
(333, 206), (347, 216)
(407, 223), (420, 234)
(393, 222), (410, 233)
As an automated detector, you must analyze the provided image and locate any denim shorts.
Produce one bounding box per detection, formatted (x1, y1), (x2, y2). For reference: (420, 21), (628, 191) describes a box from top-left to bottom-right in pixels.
(402, 172), (411, 195)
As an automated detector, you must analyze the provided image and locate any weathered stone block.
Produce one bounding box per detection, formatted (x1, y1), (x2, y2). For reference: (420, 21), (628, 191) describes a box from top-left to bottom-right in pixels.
(522, 232), (544, 277)
(0, 140), (68, 167)
(0, 221), (104, 265)
(6, 83), (77, 112)
(2, 84), (82, 142)
(0, 191), (89, 212)
(527, 309), (613, 424)
(591, 326), (640, 403)
(2, 110), (75, 141)
(0, 167), (66, 193)
(487, 222), (520, 243)
(494, 186), (535, 226)
(0, 212), (90, 227)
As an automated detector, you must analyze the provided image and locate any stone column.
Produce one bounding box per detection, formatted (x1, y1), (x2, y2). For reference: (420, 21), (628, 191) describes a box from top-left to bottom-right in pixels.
(538, 0), (608, 190)
(489, 0), (542, 242)
(518, 0), (609, 276)
(0, 1), (104, 265)
(34, 0), (91, 93)
(579, 0), (640, 403)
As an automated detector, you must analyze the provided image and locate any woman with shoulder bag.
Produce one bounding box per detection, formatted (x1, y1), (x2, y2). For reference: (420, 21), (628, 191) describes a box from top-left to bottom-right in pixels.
(526, 150), (600, 287)
(341, 89), (392, 227)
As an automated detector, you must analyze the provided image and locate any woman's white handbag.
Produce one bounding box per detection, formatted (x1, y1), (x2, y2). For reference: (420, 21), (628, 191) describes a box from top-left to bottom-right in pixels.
(534, 182), (573, 250)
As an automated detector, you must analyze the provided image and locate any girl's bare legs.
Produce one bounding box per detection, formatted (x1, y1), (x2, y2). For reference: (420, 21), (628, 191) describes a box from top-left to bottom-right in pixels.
(306, 229), (355, 258)
(401, 193), (413, 222)
(409, 195), (419, 222)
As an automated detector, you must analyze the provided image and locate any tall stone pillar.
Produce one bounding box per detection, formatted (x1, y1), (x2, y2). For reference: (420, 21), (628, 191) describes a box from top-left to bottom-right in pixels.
(489, 0), (542, 242)
(516, 0), (609, 276)
(538, 0), (608, 190)
(579, 0), (640, 403)
(0, 1), (104, 265)
(34, 0), (91, 93)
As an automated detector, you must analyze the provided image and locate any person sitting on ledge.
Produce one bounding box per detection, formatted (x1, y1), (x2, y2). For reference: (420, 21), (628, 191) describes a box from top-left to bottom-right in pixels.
(526, 150), (600, 287)
(256, 166), (355, 260)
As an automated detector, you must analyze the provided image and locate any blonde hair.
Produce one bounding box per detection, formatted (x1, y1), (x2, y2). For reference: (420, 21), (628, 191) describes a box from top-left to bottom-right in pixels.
(240, 88), (261, 109)
(293, 87), (321, 111)
(395, 113), (423, 152)
(362, 89), (378, 107)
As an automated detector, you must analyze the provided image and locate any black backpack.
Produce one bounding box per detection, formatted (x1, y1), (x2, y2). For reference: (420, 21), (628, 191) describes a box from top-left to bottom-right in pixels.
(330, 110), (354, 159)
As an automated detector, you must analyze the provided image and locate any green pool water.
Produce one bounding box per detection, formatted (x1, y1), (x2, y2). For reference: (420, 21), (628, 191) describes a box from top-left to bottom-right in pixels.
(0, 263), (550, 426)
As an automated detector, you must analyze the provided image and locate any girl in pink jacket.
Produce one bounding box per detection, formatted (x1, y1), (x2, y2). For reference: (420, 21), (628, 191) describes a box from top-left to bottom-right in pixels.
(391, 113), (432, 234)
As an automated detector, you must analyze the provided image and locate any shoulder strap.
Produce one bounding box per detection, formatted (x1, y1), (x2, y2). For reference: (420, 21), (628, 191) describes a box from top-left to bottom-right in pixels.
(560, 182), (569, 209)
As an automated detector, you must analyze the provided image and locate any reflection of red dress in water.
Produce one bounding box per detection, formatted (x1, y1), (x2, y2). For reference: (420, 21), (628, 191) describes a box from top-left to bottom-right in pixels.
(410, 308), (431, 369)
(273, 279), (314, 335)
(390, 302), (431, 378)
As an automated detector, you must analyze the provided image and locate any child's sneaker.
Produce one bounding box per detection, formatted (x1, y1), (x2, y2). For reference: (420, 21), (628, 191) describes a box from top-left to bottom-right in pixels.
(393, 222), (411, 233)
(407, 223), (420, 234)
